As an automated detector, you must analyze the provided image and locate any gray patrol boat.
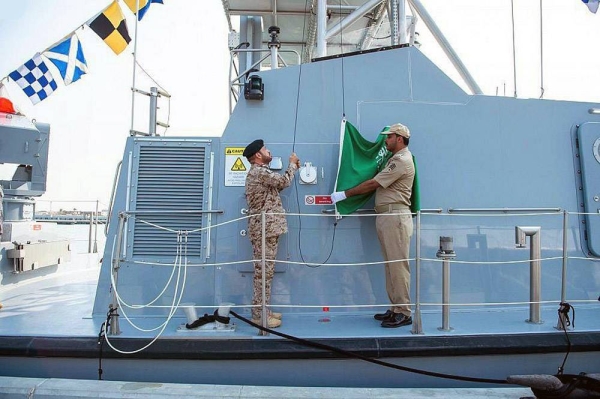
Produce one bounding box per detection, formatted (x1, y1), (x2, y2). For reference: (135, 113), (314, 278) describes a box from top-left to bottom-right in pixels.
(0, 1), (599, 397)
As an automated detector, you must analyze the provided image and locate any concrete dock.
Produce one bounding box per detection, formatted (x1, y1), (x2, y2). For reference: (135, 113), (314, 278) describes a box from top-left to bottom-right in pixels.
(0, 377), (534, 398)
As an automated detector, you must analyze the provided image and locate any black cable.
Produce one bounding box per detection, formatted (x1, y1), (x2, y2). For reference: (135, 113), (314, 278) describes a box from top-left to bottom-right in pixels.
(291, 0), (338, 268)
(97, 307), (114, 380)
(556, 302), (575, 375)
(296, 215), (338, 268)
(230, 310), (509, 385)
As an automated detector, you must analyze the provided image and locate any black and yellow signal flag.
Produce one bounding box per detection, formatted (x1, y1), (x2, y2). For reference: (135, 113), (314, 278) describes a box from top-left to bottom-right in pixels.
(87, 1), (131, 55)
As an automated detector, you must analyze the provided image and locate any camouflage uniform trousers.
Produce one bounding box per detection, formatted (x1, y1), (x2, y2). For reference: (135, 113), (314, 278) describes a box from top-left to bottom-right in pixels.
(250, 235), (279, 320)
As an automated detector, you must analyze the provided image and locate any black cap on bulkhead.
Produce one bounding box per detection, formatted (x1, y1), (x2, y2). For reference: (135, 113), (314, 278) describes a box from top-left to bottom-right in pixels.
(243, 139), (264, 159)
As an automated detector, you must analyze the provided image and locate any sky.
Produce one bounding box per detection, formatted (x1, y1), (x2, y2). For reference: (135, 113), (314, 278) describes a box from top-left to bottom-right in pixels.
(1, 0), (599, 212)
(0, 0), (231, 212)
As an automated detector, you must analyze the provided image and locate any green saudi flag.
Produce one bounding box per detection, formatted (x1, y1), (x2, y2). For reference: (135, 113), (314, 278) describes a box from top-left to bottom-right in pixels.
(334, 120), (420, 215)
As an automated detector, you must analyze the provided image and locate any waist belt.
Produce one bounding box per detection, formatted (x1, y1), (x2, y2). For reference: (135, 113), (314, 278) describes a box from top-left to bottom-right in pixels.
(374, 204), (410, 214)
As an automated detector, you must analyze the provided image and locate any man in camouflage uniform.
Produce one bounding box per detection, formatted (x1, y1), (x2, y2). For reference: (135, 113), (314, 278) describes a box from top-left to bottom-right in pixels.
(331, 123), (415, 328)
(244, 139), (300, 328)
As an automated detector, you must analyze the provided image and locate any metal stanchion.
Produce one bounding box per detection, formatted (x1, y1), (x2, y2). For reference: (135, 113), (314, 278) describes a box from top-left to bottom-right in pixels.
(260, 211), (268, 336)
(93, 200), (99, 253)
(436, 237), (456, 331)
(515, 226), (543, 324)
(88, 211), (94, 253)
(556, 211), (569, 330)
(109, 214), (125, 336)
(411, 211), (423, 334)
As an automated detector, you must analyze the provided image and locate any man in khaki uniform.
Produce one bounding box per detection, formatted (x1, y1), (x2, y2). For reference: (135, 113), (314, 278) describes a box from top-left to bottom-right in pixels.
(331, 123), (415, 328)
(244, 139), (300, 328)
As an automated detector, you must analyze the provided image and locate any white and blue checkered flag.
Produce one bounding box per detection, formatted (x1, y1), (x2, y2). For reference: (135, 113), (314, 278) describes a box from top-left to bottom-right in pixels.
(583, 0), (599, 13)
(43, 33), (88, 85)
(9, 53), (58, 105)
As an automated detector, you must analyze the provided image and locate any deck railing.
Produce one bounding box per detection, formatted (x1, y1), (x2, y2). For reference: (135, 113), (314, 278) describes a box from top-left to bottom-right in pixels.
(107, 208), (599, 338)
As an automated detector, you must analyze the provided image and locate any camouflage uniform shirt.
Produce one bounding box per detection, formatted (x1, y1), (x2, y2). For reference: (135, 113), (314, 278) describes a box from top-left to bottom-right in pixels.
(245, 162), (298, 239)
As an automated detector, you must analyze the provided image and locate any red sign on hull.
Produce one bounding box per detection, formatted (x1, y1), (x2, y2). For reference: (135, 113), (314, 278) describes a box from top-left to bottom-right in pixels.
(304, 195), (333, 205)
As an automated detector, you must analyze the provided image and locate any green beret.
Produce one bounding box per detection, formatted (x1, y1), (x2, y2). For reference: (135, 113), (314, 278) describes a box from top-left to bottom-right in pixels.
(243, 139), (264, 159)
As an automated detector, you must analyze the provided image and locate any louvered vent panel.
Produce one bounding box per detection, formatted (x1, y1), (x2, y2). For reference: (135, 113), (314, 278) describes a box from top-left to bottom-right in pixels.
(132, 146), (206, 258)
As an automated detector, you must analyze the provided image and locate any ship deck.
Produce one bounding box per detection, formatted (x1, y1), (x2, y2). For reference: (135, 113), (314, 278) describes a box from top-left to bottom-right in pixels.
(1, 252), (599, 340)
(0, 251), (599, 389)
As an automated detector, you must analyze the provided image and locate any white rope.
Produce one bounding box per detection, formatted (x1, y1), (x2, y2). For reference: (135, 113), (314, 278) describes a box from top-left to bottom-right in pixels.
(420, 256), (563, 265)
(187, 214), (251, 233)
(115, 232), (183, 309)
(109, 232), (182, 330)
(131, 259), (253, 267)
(105, 232), (189, 354)
(130, 214), (250, 234)
(281, 258), (415, 267)
(128, 255), (595, 268)
(426, 212), (562, 218)
(124, 210), (600, 238)
(131, 304), (256, 309)
(109, 298), (600, 310)
(103, 208), (600, 341)
(135, 218), (178, 232)
(421, 300), (562, 307)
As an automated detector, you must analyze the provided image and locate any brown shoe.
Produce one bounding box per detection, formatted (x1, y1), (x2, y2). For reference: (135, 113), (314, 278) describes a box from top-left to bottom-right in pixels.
(251, 316), (282, 328)
(381, 313), (412, 328)
(270, 311), (282, 320)
(374, 309), (394, 321)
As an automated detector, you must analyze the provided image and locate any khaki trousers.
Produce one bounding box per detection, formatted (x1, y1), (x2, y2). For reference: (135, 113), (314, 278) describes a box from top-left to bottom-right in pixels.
(375, 211), (413, 316)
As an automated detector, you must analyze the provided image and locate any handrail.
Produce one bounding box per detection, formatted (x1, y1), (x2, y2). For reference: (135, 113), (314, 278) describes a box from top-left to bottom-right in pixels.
(111, 208), (600, 335)
(105, 161), (122, 236)
(205, 151), (216, 261)
(448, 207), (561, 213)
(321, 208), (443, 214)
(124, 210), (223, 215)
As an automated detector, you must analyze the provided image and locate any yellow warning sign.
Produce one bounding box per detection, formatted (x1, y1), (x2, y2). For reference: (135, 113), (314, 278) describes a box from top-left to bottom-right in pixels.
(225, 147), (245, 155)
(225, 148), (250, 186)
(231, 157), (247, 171)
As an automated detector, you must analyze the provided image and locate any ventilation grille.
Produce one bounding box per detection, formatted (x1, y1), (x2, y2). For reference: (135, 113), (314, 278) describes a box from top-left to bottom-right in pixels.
(132, 145), (206, 258)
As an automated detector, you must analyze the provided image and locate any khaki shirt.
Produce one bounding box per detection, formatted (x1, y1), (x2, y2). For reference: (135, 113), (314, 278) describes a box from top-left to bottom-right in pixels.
(373, 147), (414, 208)
(245, 163), (297, 239)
